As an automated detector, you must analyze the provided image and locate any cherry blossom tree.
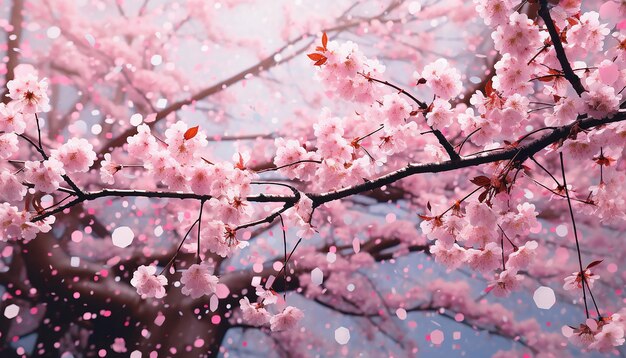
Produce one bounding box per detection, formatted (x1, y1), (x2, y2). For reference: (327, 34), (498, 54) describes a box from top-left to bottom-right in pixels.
(1, 0), (626, 357)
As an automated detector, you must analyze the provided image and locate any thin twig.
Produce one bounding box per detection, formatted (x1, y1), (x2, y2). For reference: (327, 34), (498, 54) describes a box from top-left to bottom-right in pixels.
(359, 72), (460, 161)
(159, 219), (199, 275)
(268, 238), (303, 293)
(256, 160), (323, 174)
(530, 156), (561, 187)
(559, 152), (589, 318)
(278, 214), (288, 301)
(196, 200), (205, 264)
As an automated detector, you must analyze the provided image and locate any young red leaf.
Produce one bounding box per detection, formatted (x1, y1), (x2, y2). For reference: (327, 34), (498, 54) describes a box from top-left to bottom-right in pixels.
(585, 260), (603, 270)
(470, 175), (491, 187)
(322, 32), (328, 50)
(485, 79), (494, 96)
(314, 57), (327, 66)
(538, 75), (555, 83)
(478, 189), (489, 203)
(184, 126), (199, 140)
(307, 53), (325, 61)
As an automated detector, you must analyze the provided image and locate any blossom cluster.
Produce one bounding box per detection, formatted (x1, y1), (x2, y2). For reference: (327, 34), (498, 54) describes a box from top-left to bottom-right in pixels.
(422, 190), (540, 297)
(0, 72), (58, 241)
(239, 296), (304, 332)
(130, 263), (219, 300)
(1, 0), (625, 354)
(564, 315), (626, 352)
(297, 8), (626, 350)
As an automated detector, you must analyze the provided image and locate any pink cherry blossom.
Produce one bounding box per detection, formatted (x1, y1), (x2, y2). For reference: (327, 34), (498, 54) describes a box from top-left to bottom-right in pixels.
(506, 241), (538, 270)
(256, 287), (279, 305)
(239, 297), (271, 327)
(567, 11), (610, 53)
(488, 269), (523, 297)
(589, 172), (626, 223)
(545, 97), (579, 126)
(0, 170), (26, 202)
(180, 263), (219, 299)
(429, 240), (467, 270)
(201, 221), (248, 258)
(492, 12), (541, 61)
(273, 138), (319, 180)
(0, 102), (26, 134)
(51, 138), (97, 173)
(164, 121), (208, 164)
(563, 269), (600, 291)
(130, 265), (168, 299)
(100, 153), (119, 185)
(578, 81), (621, 119)
(0, 133), (19, 160)
(6, 74), (50, 113)
(126, 124), (158, 160)
(0, 203), (23, 241)
(589, 321), (626, 351)
(467, 242), (502, 272)
(425, 99), (454, 129)
(270, 306), (304, 332)
(417, 58), (462, 100)
(380, 93), (412, 126)
(473, 0), (515, 27)
(493, 54), (535, 96)
(24, 158), (66, 194)
(0, 203), (53, 241)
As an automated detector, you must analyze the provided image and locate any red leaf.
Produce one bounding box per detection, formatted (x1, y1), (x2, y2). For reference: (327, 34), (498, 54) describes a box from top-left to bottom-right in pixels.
(426, 201), (432, 212)
(315, 46), (326, 52)
(184, 126), (199, 140)
(470, 175), (491, 187)
(322, 32), (328, 50)
(485, 79), (494, 96)
(478, 189), (488, 203)
(585, 260), (603, 270)
(307, 53), (325, 61)
(314, 57), (327, 66)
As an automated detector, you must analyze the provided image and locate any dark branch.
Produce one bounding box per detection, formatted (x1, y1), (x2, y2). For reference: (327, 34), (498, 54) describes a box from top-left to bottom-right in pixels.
(538, 0), (586, 96)
(31, 188), (297, 222)
(309, 112), (625, 207)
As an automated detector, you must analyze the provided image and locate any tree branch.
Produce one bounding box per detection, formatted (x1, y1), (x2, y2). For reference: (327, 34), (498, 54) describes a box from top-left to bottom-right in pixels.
(538, 0), (586, 96)
(309, 112), (625, 207)
(30, 188), (296, 222)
